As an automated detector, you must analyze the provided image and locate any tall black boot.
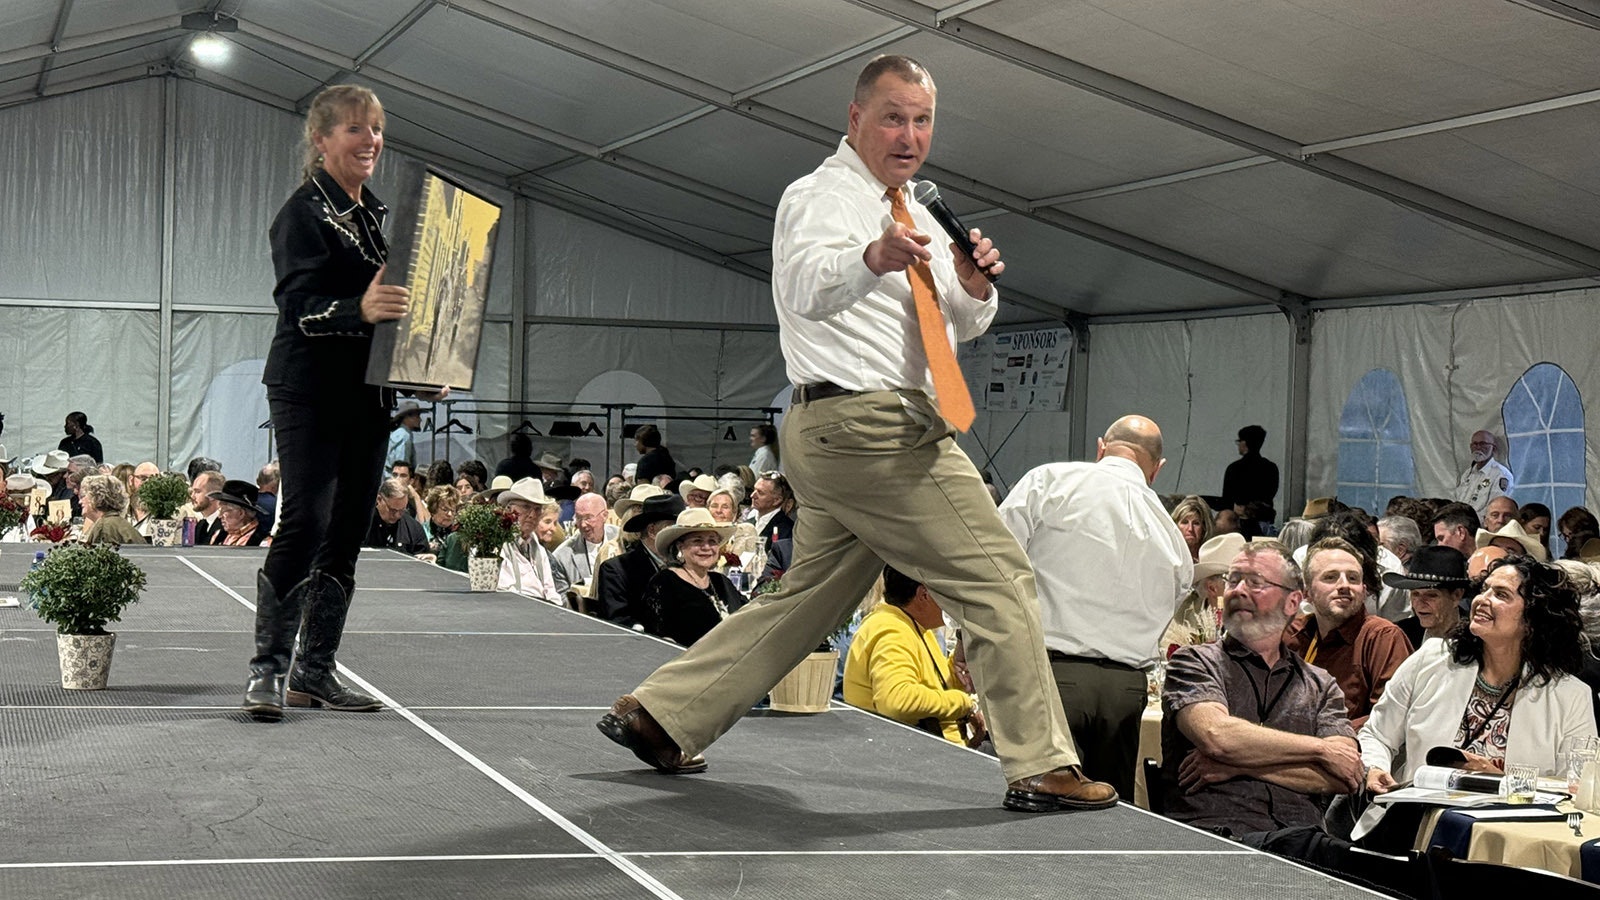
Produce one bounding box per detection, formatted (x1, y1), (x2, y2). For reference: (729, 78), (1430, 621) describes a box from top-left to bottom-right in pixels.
(286, 573), (383, 712)
(242, 570), (309, 721)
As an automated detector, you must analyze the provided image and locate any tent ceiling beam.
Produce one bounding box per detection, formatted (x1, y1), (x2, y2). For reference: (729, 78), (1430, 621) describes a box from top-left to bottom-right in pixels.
(34, 0), (76, 96)
(0, 15), (180, 67)
(294, 0), (438, 110)
(845, 0), (1600, 273)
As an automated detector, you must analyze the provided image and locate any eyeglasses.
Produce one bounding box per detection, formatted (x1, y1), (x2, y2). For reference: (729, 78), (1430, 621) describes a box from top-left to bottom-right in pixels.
(1224, 571), (1295, 592)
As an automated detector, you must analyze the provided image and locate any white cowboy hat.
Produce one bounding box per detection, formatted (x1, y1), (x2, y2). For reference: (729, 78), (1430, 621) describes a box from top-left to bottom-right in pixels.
(30, 449), (69, 475)
(472, 474), (515, 503)
(677, 473), (718, 501)
(5, 473), (35, 493)
(1475, 520), (1548, 561)
(496, 477), (552, 506)
(613, 483), (667, 519)
(1194, 532), (1249, 583)
(654, 507), (737, 556)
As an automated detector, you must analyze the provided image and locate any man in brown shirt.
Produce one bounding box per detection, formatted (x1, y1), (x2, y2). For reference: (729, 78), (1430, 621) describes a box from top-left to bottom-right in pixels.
(1161, 541), (1362, 836)
(1284, 537), (1413, 730)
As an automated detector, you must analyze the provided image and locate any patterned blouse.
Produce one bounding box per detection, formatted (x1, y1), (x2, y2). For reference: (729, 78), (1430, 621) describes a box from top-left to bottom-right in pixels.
(1454, 678), (1516, 766)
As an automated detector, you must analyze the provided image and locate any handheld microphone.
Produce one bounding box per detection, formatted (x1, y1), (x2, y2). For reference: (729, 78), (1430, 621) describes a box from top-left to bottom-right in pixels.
(911, 180), (999, 283)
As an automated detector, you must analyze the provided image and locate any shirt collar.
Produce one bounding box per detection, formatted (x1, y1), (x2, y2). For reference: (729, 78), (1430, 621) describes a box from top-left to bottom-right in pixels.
(882, 602), (931, 634)
(1222, 633), (1297, 673)
(311, 169), (386, 219)
(1288, 607), (1367, 646)
(1097, 455), (1148, 484)
(831, 136), (898, 199)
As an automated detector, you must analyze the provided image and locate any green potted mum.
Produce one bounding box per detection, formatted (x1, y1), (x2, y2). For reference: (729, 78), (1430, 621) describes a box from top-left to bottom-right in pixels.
(137, 472), (189, 547)
(454, 501), (518, 591)
(21, 544), (147, 689)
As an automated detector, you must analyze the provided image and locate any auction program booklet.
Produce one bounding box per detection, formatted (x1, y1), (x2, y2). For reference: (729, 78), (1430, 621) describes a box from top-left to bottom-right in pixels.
(1372, 765), (1567, 807)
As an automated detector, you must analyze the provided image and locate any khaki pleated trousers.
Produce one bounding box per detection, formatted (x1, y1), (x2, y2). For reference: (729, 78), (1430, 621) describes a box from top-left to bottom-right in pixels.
(634, 390), (1081, 784)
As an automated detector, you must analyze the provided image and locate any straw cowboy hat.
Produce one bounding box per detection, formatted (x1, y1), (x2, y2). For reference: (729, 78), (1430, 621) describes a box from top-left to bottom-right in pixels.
(1301, 497), (1339, 519)
(677, 474), (718, 501)
(613, 483), (667, 519)
(496, 477), (552, 506)
(654, 507), (736, 556)
(1475, 519), (1548, 561)
(535, 452), (565, 473)
(30, 450), (69, 476)
(472, 474), (515, 503)
(1381, 545), (1473, 591)
(1194, 532), (1249, 583)
(6, 473), (36, 494)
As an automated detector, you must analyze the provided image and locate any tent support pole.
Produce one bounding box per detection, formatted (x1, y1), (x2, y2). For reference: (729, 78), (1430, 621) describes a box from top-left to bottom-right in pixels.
(1283, 301), (1313, 522)
(1066, 315), (1091, 462)
(156, 75), (176, 468)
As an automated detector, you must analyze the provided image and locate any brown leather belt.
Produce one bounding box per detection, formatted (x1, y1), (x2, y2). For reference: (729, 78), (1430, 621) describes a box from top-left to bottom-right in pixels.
(791, 382), (860, 404)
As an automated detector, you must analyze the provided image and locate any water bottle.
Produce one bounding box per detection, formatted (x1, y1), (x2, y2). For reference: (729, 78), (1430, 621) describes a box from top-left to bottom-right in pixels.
(727, 565), (746, 593)
(181, 516), (196, 547)
(26, 550), (45, 606)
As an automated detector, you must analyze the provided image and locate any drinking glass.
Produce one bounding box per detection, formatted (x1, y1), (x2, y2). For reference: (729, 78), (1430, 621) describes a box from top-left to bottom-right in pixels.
(1502, 763), (1539, 804)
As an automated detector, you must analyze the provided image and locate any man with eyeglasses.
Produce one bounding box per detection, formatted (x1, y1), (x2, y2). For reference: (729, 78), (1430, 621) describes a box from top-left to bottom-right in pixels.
(744, 471), (794, 545)
(1283, 538), (1412, 730)
(1453, 430), (1514, 521)
(1161, 541), (1362, 837)
(552, 492), (618, 601)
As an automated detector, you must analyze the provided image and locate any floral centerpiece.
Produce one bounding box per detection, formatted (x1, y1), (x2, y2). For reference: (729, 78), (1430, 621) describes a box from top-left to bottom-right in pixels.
(0, 493), (25, 537)
(29, 521), (71, 543)
(455, 501), (518, 591)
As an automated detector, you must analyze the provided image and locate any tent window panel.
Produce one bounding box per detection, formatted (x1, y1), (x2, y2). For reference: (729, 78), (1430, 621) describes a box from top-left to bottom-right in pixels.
(1337, 368), (1417, 517)
(1501, 363), (1586, 523)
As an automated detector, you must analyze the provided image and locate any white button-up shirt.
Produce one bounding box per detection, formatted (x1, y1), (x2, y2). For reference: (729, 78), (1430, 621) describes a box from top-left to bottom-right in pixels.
(999, 456), (1194, 669)
(1454, 457), (1514, 520)
(772, 137), (997, 394)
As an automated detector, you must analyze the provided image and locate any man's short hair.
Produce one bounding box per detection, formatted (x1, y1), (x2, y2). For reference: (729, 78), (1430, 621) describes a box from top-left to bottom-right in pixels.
(1378, 515), (1422, 551)
(634, 424), (662, 449)
(194, 470), (225, 493)
(68, 454), (96, 472)
(376, 478), (408, 501)
(257, 462), (280, 490)
(1432, 501), (1481, 535)
(1237, 425), (1267, 452)
(882, 565), (922, 607)
(1307, 511), (1381, 593)
(854, 54), (934, 104)
(1304, 536), (1368, 581)
(1237, 540), (1303, 592)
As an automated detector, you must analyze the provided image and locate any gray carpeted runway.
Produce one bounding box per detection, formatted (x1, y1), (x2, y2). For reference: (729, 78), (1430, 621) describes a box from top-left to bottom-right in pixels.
(0, 546), (1385, 898)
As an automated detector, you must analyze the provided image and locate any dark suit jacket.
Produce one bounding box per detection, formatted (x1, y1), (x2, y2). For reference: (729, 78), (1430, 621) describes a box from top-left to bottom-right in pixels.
(595, 541), (663, 630)
(755, 509), (794, 545)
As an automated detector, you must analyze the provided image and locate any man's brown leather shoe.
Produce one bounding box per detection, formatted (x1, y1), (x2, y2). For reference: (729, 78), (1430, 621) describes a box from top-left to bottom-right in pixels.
(1004, 766), (1119, 812)
(596, 694), (708, 775)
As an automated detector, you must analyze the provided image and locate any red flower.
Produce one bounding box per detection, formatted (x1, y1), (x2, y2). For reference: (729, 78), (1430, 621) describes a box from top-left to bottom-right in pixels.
(721, 551), (741, 567)
(29, 522), (69, 543)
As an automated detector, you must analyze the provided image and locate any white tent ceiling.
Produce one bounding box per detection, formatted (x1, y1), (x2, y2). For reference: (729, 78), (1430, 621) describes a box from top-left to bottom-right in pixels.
(4, 0), (1599, 324)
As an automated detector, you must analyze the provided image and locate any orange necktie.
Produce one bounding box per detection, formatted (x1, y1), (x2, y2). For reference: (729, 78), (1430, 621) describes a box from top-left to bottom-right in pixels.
(888, 187), (976, 432)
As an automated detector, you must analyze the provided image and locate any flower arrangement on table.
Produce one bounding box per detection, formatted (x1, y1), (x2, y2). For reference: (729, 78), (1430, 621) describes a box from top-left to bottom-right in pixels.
(0, 494), (25, 536)
(29, 521), (71, 544)
(455, 502), (520, 559)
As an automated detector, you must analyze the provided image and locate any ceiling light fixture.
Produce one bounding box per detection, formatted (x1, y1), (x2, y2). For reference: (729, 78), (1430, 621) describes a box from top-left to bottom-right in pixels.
(181, 11), (239, 65)
(190, 33), (230, 64)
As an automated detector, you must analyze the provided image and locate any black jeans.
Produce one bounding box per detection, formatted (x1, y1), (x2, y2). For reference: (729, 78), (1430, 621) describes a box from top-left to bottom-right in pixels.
(1049, 654), (1148, 800)
(261, 389), (388, 599)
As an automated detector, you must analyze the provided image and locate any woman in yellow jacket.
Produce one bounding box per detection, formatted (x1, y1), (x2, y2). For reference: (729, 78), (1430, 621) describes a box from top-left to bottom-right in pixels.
(843, 566), (984, 744)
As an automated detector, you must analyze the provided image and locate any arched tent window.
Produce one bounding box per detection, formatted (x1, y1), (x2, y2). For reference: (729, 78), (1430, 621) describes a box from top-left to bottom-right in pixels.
(1337, 368), (1417, 516)
(1502, 363), (1586, 532)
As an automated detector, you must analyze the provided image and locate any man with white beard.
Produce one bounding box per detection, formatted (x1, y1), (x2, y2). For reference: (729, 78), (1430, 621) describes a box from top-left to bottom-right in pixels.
(1454, 430), (1514, 521)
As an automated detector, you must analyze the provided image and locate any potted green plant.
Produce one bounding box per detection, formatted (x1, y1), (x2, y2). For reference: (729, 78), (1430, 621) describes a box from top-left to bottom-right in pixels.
(20, 544), (147, 690)
(454, 501), (518, 591)
(137, 472), (189, 547)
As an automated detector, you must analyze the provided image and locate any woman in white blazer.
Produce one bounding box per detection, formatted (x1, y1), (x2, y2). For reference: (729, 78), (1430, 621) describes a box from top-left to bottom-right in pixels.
(1360, 556), (1595, 790)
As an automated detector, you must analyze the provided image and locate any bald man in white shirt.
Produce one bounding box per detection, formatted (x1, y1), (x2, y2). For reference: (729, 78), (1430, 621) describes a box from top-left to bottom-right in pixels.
(999, 416), (1193, 801)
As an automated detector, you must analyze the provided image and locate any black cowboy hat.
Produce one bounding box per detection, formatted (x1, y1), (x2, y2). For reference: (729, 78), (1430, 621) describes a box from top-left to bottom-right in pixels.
(209, 479), (266, 515)
(1381, 545), (1472, 591)
(622, 494), (686, 533)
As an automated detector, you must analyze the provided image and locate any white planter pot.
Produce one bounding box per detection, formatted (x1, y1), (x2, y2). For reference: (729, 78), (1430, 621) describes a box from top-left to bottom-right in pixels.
(768, 650), (839, 713)
(57, 632), (116, 690)
(468, 556), (499, 592)
(148, 518), (181, 547)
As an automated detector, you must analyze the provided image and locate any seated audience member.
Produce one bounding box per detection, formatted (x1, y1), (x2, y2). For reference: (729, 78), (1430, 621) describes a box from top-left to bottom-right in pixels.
(844, 565), (985, 745)
(495, 478), (562, 603)
(1161, 540), (1362, 836)
(551, 492), (618, 600)
(1559, 506), (1600, 559)
(1361, 556), (1595, 815)
(1467, 544), (1508, 582)
(595, 493), (684, 629)
(1385, 496), (1435, 540)
(425, 459), (454, 494)
(1285, 538), (1412, 729)
(1376, 515), (1421, 567)
(494, 433), (539, 482)
(643, 507), (746, 646)
(422, 486), (459, 555)
(2, 473), (40, 541)
(1482, 495), (1519, 534)
(570, 469), (595, 496)
(188, 471), (226, 545)
(1431, 502), (1481, 558)
(207, 479), (267, 547)
(1171, 495), (1215, 564)
(1212, 507), (1241, 536)
(32, 450), (73, 508)
(1557, 560), (1600, 731)
(677, 474), (717, 509)
(1164, 532), (1246, 652)
(1274, 517), (1315, 556)
(66, 465), (92, 519)
(390, 460), (428, 523)
(111, 463), (135, 499)
(1475, 519), (1548, 561)
(603, 477), (631, 508)
(1295, 511), (1407, 622)
(255, 462), (279, 536)
(705, 487), (741, 526)
(364, 478), (430, 557)
(456, 460), (490, 497)
(744, 471), (795, 544)
(1382, 546), (1469, 649)
(597, 484), (667, 569)
(1518, 501), (1552, 557)
(78, 475), (146, 546)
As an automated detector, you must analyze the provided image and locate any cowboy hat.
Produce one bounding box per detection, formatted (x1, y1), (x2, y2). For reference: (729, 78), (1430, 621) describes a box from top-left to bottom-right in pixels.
(613, 483), (667, 519)
(208, 479), (266, 515)
(0, 444), (10, 465)
(677, 473), (718, 501)
(1381, 545), (1472, 591)
(534, 452), (565, 473)
(1578, 538), (1600, 565)
(5, 473), (35, 494)
(496, 477), (552, 507)
(1301, 497), (1338, 519)
(622, 493), (686, 534)
(396, 399), (422, 415)
(654, 506), (737, 555)
(1194, 532), (1249, 583)
(1475, 520), (1548, 561)
(472, 475), (515, 503)
(30, 450), (69, 476)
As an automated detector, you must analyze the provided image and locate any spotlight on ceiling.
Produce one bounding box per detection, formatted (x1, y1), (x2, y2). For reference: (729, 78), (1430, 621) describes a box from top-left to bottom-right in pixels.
(190, 33), (230, 64)
(181, 11), (237, 65)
